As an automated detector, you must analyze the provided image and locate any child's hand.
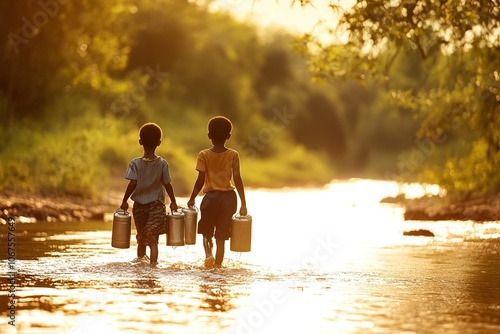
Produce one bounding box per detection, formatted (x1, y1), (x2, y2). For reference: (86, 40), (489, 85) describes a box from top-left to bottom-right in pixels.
(170, 202), (178, 212)
(187, 198), (195, 208)
(120, 201), (129, 211)
(239, 205), (247, 216)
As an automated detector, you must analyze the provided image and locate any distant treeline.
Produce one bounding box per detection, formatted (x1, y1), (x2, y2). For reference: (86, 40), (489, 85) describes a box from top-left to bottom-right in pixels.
(1, 0), (497, 198)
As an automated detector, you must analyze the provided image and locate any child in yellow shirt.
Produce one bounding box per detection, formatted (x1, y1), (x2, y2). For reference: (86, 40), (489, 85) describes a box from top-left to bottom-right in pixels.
(188, 116), (247, 268)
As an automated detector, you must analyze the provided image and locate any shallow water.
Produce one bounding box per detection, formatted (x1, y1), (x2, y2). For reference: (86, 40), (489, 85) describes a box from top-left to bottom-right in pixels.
(1, 179), (500, 334)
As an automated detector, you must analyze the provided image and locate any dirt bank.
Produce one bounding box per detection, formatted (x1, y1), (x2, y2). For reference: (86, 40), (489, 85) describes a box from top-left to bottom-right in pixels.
(0, 191), (121, 223)
(381, 193), (500, 222)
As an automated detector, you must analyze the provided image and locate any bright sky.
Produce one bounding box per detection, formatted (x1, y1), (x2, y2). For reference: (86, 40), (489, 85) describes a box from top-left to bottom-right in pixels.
(211, 0), (355, 42)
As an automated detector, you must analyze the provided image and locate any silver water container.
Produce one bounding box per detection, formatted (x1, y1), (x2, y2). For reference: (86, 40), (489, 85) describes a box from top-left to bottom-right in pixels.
(167, 211), (185, 246)
(111, 210), (131, 249)
(182, 206), (198, 245)
(230, 215), (252, 252)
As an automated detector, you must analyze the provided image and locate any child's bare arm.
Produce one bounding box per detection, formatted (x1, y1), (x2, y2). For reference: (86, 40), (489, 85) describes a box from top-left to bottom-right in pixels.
(121, 180), (137, 211)
(164, 182), (178, 211)
(233, 173), (247, 216)
(188, 171), (205, 207)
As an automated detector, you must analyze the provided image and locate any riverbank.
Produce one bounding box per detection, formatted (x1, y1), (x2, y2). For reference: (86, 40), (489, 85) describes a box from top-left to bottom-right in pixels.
(2, 185), (499, 224)
(0, 191), (121, 224)
(381, 192), (500, 222)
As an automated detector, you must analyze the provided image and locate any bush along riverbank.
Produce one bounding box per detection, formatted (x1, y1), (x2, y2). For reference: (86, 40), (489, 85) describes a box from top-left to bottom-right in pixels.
(381, 193), (500, 222)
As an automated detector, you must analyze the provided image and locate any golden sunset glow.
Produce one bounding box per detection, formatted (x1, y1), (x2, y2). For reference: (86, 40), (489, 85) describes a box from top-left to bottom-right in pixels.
(2, 1), (499, 333)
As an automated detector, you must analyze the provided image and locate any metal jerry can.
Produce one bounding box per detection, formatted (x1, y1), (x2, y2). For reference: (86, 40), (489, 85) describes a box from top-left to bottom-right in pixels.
(111, 210), (131, 249)
(182, 206), (198, 245)
(166, 211), (185, 246)
(230, 214), (252, 252)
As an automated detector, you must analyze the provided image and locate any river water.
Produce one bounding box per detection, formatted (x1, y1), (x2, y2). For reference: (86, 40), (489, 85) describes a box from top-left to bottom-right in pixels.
(1, 179), (499, 334)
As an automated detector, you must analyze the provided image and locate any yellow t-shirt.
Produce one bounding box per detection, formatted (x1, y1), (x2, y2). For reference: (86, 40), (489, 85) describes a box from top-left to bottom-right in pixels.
(196, 148), (240, 193)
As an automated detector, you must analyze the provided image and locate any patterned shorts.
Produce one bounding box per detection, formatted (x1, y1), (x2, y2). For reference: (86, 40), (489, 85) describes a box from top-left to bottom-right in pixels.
(132, 201), (167, 247)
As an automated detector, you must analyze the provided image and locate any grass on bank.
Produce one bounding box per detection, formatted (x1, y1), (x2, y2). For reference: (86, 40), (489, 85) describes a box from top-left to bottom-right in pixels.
(0, 112), (335, 199)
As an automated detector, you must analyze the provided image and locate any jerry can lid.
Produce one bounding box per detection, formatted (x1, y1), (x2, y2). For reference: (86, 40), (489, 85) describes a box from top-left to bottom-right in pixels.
(114, 210), (131, 218)
(168, 211), (184, 216)
(182, 205), (198, 213)
(233, 214), (252, 221)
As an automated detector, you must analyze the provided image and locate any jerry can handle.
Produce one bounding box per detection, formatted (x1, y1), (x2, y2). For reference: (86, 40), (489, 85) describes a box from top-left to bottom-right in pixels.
(169, 208), (184, 215)
(233, 213), (252, 219)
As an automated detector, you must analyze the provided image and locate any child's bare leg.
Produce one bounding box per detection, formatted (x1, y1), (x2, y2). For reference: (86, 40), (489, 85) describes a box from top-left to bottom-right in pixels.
(215, 238), (225, 267)
(150, 244), (158, 265)
(137, 244), (146, 258)
(203, 235), (213, 258)
(203, 235), (215, 267)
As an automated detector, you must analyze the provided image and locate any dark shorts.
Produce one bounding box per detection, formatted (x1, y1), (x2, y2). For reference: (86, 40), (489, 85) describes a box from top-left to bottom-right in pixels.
(198, 190), (237, 240)
(132, 200), (167, 247)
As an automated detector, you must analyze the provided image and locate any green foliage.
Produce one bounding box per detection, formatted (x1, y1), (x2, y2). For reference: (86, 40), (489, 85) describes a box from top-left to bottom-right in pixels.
(421, 139), (500, 198)
(0, 160), (32, 193)
(2, 0), (458, 199)
(300, 0), (500, 196)
(242, 144), (335, 188)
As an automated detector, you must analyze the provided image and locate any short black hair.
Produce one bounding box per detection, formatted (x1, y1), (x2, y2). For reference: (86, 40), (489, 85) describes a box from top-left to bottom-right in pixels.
(208, 116), (232, 141)
(139, 122), (162, 147)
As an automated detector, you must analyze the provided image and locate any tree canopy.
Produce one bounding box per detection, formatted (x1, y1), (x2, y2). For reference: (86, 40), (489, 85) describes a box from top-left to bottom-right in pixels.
(1, 0), (497, 198)
(1, 0), (360, 196)
(300, 0), (500, 196)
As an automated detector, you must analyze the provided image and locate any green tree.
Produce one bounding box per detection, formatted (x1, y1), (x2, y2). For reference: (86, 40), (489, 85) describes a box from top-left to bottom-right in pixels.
(1, 0), (134, 123)
(1, 0), (344, 197)
(300, 0), (500, 195)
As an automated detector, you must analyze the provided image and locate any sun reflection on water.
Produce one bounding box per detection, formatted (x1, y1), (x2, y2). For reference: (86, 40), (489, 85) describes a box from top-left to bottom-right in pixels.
(1, 179), (499, 334)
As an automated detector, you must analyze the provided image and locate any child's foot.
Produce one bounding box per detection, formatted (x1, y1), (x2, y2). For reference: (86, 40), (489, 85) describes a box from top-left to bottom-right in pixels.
(204, 255), (215, 268)
(214, 263), (222, 269)
(132, 255), (150, 263)
(150, 262), (158, 268)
